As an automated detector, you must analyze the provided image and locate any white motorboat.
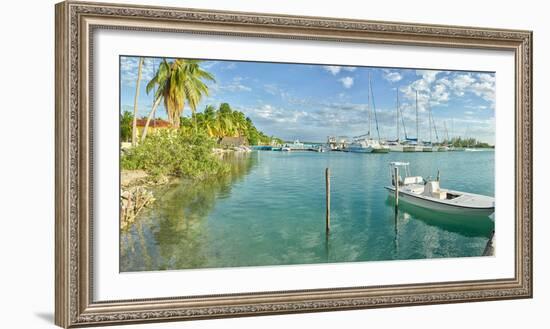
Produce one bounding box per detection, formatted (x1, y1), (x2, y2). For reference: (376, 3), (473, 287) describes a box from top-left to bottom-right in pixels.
(385, 162), (494, 216)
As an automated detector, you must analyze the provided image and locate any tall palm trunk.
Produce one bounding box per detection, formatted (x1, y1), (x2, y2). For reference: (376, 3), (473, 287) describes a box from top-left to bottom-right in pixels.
(131, 57), (144, 146)
(140, 98), (162, 143)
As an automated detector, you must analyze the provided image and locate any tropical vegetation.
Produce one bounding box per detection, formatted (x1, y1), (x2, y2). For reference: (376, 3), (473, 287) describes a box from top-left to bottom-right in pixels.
(182, 103), (282, 145)
(120, 111), (133, 142)
(121, 58), (280, 181)
(122, 129), (229, 179)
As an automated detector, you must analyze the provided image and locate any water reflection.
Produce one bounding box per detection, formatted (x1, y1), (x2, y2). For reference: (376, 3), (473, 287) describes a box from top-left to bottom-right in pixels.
(385, 197), (494, 239)
(121, 151), (495, 271)
(120, 152), (258, 271)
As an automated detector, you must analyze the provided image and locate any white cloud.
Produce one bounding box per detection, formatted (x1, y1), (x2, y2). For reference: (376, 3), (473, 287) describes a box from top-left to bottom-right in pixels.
(247, 104), (306, 124)
(216, 76), (252, 92)
(470, 73), (496, 103)
(323, 65), (356, 75)
(382, 69), (403, 83)
(399, 70), (495, 114)
(339, 76), (354, 89)
(120, 56), (158, 86)
(416, 70), (439, 83)
(323, 66), (341, 75)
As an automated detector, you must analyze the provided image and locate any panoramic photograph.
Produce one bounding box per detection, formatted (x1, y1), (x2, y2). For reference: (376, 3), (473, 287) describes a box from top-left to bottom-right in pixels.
(119, 56), (496, 272)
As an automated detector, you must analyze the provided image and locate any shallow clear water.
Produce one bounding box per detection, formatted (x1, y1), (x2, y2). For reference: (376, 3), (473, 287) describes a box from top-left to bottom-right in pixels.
(120, 150), (495, 272)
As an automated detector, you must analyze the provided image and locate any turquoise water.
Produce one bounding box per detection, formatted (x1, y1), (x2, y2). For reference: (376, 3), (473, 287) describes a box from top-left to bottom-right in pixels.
(120, 150), (495, 272)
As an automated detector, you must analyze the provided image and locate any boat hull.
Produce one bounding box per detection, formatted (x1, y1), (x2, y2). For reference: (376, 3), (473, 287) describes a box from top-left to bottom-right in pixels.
(385, 186), (494, 217)
(348, 146), (390, 153)
(348, 147), (372, 153)
(372, 147), (390, 153)
(389, 145), (404, 152)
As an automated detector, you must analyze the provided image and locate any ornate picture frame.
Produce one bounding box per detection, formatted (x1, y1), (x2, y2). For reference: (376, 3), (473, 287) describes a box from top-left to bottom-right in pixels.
(55, 1), (532, 327)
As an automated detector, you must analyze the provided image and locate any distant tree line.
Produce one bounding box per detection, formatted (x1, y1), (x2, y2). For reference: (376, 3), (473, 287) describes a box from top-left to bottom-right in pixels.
(445, 137), (493, 148)
(181, 102), (282, 145)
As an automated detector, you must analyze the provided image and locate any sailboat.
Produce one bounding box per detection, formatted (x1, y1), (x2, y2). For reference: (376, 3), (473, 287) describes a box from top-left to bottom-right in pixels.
(348, 72), (390, 154)
(387, 89), (404, 152)
(422, 103), (436, 152)
(438, 121), (450, 152)
(402, 91), (423, 152)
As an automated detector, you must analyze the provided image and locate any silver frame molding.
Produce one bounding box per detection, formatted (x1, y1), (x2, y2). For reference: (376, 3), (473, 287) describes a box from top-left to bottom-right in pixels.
(55, 1), (533, 327)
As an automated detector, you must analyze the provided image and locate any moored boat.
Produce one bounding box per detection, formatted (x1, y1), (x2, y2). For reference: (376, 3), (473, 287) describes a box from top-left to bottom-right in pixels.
(385, 162), (495, 216)
(347, 71), (390, 154)
(348, 138), (390, 153)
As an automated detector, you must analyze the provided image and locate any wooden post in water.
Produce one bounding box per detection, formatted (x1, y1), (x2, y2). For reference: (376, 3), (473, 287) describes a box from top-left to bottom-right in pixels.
(437, 169), (440, 182)
(325, 167), (331, 233)
(394, 166), (399, 207)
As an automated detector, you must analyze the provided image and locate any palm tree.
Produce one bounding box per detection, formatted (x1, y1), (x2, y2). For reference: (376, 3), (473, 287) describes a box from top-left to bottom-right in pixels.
(131, 57), (144, 146)
(140, 59), (170, 142)
(201, 105), (217, 137)
(145, 59), (215, 129)
(140, 59), (215, 142)
(180, 60), (216, 128)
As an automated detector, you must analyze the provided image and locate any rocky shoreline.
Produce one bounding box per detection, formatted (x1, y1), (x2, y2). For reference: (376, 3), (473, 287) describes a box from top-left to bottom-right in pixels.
(120, 170), (171, 230)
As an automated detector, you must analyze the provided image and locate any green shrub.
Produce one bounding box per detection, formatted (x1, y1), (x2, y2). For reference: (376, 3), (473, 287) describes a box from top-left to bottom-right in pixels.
(120, 111), (133, 142)
(121, 129), (229, 179)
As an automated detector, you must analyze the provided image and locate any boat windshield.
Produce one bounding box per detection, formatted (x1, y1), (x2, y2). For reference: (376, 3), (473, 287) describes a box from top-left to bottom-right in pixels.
(388, 162), (411, 186)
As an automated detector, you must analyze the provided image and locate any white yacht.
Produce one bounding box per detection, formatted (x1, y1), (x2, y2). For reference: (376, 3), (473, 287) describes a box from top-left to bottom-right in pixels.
(347, 72), (390, 154)
(348, 138), (390, 153)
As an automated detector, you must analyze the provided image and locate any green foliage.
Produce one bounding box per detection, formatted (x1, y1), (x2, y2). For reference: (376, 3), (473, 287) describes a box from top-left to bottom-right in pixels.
(146, 59), (215, 128)
(120, 111), (133, 142)
(121, 129), (229, 179)
(447, 137), (493, 148)
(185, 103), (279, 145)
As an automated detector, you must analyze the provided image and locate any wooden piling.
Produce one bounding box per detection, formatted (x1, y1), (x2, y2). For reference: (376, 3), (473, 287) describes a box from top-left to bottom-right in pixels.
(325, 167), (331, 233)
(394, 166), (399, 207)
(437, 169), (440, 182)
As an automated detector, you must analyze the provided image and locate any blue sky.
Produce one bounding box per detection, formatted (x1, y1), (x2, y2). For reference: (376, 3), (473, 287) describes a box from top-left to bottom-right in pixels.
(120, 56), (496, 144)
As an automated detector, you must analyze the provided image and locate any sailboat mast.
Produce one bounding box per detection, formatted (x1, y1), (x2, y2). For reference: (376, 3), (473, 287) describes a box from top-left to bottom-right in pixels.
(369, 73), (381, 141)
(415, 91), (419, 144)
(428, 104), (432, 144)
(368, 72), (372, 137)
(396, 89), (399, 142)
(432, 112), (439, 143)
(444, 121), (449, 144)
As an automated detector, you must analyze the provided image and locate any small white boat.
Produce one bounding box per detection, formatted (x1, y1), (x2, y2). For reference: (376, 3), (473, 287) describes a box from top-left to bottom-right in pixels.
(385, 162), (494, 216)
(291, 139), (305, 150)
(317, 145), (329, 152)
(281, 146), (291, 152)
